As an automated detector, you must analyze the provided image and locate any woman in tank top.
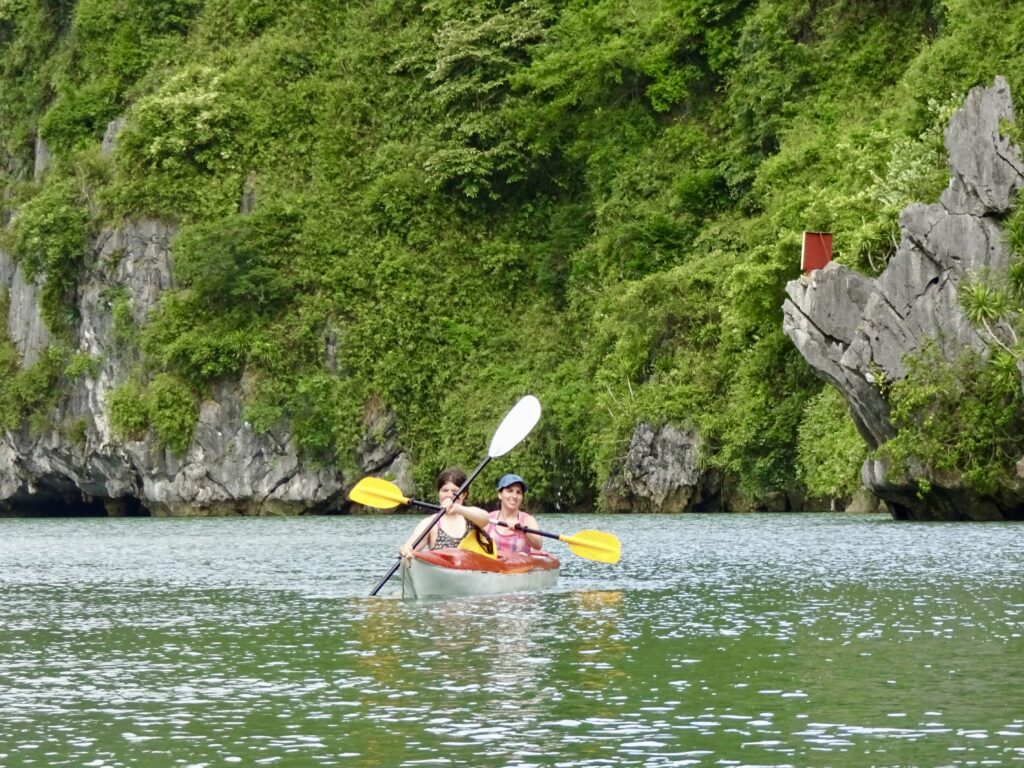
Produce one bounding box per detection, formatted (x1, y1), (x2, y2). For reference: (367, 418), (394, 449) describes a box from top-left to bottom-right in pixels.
(399, 467), (476, 557)
(447, 473), (542, 554)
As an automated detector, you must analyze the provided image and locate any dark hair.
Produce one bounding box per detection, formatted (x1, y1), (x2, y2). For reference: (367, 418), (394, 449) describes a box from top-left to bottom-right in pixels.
(437, 466), (468, 490)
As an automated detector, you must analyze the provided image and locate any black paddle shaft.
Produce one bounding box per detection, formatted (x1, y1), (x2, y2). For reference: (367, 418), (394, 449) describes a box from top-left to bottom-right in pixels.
(404, 497), (557, 541)
(494, 521), (556, 541)
(368, 455), (491, 596)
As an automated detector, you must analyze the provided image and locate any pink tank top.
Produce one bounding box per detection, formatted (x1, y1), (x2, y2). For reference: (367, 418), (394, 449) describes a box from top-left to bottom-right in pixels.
(486, 511), (533, 553)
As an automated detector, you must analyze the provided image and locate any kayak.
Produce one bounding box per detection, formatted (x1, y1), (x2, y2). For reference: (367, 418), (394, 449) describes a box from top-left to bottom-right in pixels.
(401, 548), (560, 599)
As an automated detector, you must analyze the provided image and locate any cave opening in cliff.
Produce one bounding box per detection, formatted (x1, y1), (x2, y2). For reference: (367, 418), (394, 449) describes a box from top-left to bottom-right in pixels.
(889, 503), (912, 521)
(1, 474), (149, 517)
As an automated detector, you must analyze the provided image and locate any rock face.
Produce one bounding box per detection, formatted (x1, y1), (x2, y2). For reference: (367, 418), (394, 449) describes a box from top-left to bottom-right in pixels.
(602, 422), (721, 513)
(783, 77), (1024, 520)
(1, 137), (410, 515)
(1, 250), (50, 367)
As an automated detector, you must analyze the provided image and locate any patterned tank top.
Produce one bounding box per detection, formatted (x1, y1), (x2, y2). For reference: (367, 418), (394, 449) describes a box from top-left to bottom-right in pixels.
(432, 526), (467, 550)
(485, 511), (533, 553)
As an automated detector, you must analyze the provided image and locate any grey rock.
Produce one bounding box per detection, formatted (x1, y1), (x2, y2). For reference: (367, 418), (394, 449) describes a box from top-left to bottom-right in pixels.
(602, 422), (716, 513)
(121, 379), (349, 516)
(101, 119), (125, 156)
(240, 172), (258, 214)
(845, 487), (883, 514)
(0, 248), (51, 366)
(941, 76), (1024, 215)
(33, 135), (51, 183)
(784, 77), (1024, 520)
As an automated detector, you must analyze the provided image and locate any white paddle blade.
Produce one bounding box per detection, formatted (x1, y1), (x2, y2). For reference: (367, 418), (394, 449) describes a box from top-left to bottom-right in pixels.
(488, 395), (541, 457)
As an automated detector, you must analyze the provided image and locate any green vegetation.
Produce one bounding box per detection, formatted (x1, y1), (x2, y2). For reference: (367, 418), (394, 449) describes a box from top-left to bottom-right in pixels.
(6, 173), (94, 334)
(2, 0), (1024, 508)
(107, 378), (148, 440)
(0, 338), (66, 436)
(882, 344), (1024, 496)
(107, 373), (197, 452)
(797, 386), (867, 499)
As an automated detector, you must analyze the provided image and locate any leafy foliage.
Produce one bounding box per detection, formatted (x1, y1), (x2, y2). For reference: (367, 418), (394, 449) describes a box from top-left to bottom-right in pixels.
(107, 378), (148, 440)
(6, 174), (94, 334)
(797, 385), (866, 498)
(145, 373), (197, 453)
(3, 0), (1024, 509)
(881, 344), (1024, 496)
(0, 1), (65, 165)
(107, 374), (198, 453)
(0, 335), (66, 434)
(175, 207), (301, 312)
(38, 0), (201, 153)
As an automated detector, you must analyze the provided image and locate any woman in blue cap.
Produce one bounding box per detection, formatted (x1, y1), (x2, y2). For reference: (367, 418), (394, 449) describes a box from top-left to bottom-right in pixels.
(446, 473), (541, 554)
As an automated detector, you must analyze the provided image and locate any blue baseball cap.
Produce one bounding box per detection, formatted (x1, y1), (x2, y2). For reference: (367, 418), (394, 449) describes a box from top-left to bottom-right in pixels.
(496, 473), (528, 492)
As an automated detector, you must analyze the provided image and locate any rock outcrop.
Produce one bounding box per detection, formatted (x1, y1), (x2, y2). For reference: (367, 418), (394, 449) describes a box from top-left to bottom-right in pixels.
(1, 250), (50, 368)
(602, 422), (721, 513)
(783, 77), (1024, 520)
(0, 135), (410, 516)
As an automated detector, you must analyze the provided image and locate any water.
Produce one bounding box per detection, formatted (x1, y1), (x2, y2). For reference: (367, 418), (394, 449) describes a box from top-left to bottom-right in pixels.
(0, 513), (1021, 767)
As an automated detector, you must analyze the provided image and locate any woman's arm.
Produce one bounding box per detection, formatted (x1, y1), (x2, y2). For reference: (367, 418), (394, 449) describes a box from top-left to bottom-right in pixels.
(447, 501), (490, 529)
(399, 515), (435, 558)
(521, 513), (543, 550)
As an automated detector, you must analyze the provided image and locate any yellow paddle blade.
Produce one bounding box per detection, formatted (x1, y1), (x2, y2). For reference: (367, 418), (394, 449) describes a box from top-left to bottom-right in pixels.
(560, 529), (621, 564)
(348, 477), (411, 510)
(457, 526), (498, 559)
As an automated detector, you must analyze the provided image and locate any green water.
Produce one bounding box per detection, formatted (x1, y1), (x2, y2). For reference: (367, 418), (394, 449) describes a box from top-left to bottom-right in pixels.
(1, 513), (1021, 767)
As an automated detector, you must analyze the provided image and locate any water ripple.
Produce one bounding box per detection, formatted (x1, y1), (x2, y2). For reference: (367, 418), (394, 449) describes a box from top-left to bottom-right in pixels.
(1, 514), (1022, 766)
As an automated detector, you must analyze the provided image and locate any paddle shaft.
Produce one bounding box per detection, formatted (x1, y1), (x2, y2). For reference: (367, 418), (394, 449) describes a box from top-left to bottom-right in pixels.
(404, 497), (562, 541)
(355, 474), (618, 563)
(367, 454), (492, 596)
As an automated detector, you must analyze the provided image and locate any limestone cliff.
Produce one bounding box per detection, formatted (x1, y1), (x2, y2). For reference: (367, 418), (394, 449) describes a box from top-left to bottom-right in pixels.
(0, 138), (409, 517)
(783, 77), (1024, 520)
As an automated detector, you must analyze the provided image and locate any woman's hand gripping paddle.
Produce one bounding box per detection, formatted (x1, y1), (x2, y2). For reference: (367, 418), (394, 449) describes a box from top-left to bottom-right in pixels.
(348, 477), (496, 558)
(357, 395), (542, 596)
(350, 477), (621, 564)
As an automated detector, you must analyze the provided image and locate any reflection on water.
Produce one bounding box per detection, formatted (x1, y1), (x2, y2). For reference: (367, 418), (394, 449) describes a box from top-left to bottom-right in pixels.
(0, 513), (1022, 766)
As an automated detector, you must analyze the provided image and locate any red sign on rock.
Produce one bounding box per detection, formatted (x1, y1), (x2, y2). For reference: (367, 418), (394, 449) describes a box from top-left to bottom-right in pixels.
(801, 232), (833, 275)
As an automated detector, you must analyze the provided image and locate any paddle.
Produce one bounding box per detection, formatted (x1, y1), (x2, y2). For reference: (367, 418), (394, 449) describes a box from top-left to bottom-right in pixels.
(359, 394), (542, 596)
(350, 476), (621, 564)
